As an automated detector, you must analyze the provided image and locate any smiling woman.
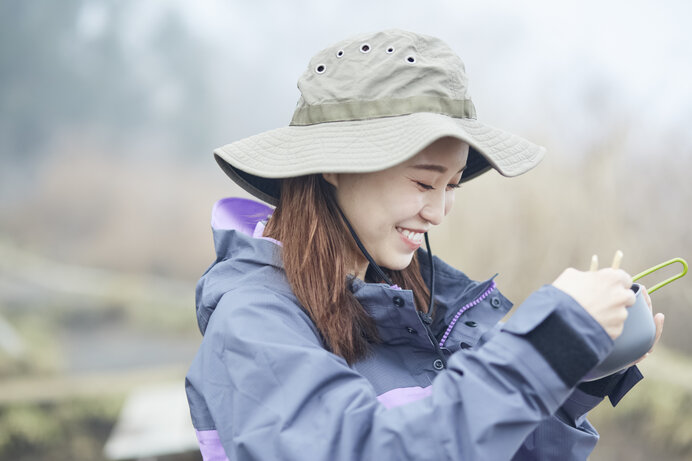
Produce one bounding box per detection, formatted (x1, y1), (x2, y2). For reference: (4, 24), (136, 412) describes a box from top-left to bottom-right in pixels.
(185, 29), (658, 461)
(322, 137), (469, 275)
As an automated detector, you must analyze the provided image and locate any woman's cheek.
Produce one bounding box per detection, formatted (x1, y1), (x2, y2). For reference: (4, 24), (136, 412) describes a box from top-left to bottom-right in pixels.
(444, 192), (455, 216)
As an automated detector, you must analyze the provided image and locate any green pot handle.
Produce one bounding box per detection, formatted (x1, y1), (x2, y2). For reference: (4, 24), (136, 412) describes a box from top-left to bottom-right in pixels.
(633, 257), (688, 294)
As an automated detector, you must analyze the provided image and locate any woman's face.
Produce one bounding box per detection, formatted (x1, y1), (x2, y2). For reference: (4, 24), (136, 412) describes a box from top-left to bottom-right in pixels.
(324, 137), (469, 278)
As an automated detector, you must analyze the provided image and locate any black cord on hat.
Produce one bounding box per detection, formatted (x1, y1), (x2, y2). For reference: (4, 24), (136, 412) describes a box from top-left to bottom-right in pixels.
(419, 232), (436, 325)
(338, 204), (445, 366)
(336, 206), (395, 286)
(336, 205), (437, 318)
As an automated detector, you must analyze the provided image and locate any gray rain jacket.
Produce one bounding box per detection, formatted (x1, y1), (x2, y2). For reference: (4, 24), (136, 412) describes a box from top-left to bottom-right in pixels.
(186, 197), (642, 461)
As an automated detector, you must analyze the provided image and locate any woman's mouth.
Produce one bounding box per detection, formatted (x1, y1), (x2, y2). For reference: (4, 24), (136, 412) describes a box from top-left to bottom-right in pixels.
(396, 227), (424, 247)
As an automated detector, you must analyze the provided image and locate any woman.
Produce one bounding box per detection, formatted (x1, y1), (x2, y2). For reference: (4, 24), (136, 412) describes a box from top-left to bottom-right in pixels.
(186, 29), (662, 460)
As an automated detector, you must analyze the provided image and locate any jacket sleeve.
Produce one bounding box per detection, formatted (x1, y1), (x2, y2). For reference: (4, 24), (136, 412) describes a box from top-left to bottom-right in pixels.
(186, 285), (614, 461)
(476, 309), (644, 461)
(511, 366), (643, 460)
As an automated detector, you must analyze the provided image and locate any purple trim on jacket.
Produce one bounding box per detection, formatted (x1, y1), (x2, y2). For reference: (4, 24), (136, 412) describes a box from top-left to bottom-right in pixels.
(252, 219), (282, 246)
(439, 281), (496, 348)
(211, 197), (273, 234)
(195, 430), (229, 461)
(211, 197), (281, 245)
(377, 386), (433, 409)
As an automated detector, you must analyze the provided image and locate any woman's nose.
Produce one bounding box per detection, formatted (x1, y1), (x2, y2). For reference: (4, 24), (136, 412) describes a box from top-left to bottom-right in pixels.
(421, 192), (446, 226)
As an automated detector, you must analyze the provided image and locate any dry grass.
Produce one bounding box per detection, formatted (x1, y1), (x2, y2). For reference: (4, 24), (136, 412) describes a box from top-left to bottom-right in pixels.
(1, 135), (244, 280)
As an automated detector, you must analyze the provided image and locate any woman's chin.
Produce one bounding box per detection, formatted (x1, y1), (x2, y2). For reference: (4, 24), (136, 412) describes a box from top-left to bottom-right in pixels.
(379, 253), (416, 272)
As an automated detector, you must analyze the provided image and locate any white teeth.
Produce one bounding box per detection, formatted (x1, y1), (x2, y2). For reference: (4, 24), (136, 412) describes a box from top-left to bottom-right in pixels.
(397, 227), (423, 244)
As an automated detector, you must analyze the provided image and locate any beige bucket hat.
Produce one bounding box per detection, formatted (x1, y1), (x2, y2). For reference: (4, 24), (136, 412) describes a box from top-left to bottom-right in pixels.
(214, 29), (545, 205)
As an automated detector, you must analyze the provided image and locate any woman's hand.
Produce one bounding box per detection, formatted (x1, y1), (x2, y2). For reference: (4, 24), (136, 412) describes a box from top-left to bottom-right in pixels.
(631, 284), (665, 364)
(552, 267), (636, 340)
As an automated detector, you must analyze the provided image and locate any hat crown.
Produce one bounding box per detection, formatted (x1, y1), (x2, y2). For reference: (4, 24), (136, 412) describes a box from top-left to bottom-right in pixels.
(291, 30), (476, 126)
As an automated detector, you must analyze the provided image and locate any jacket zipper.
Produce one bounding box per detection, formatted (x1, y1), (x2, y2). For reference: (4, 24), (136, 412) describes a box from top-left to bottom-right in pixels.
(438, 281), (497, 349)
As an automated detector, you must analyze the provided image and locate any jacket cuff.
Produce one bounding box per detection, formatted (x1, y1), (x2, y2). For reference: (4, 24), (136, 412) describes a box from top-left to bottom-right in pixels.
(502, 285), (614, 388)
(578, 365), (643, 406)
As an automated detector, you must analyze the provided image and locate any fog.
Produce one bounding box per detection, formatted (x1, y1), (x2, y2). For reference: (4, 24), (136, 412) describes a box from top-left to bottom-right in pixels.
(1, 1), (691, 459)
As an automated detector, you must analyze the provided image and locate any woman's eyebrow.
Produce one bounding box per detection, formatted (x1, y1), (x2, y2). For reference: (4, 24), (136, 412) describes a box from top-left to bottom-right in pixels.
(410, 164), (467, 174)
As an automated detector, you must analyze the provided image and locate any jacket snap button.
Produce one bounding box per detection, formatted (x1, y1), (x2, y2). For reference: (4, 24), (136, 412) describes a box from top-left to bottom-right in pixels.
(392, 296), (405, 307)
(464, 321), (477, 327)
(433, 359), (444, 370)
(406, 327), (417, 334)
(491, 297), (501, 308)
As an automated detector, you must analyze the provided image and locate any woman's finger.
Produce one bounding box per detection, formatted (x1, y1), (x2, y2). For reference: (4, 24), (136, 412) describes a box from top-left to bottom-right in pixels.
(590, 254), (599, 272)
(649, 313), (665, 353)
(640, 285), (653, 311)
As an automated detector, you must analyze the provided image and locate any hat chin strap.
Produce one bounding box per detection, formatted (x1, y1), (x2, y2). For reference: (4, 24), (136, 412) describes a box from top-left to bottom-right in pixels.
(422, 232), (436, 323)
(336, 205), (394, 286)
(336, 206), (437, 320)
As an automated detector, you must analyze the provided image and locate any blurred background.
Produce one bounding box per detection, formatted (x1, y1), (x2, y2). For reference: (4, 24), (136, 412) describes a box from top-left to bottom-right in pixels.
(1, 0), (691, 459)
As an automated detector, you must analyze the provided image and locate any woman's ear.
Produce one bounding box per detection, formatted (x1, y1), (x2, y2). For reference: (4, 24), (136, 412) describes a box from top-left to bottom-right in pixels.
(322, 173), (339, 188)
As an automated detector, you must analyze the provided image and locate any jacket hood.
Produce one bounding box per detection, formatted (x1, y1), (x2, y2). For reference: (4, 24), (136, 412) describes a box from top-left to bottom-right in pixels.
(195, 197), (279, 334)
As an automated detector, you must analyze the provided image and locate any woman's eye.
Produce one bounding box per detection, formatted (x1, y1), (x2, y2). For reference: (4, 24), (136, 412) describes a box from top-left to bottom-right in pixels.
(416, 182), (434, 190)
(446, 183), (461, 190)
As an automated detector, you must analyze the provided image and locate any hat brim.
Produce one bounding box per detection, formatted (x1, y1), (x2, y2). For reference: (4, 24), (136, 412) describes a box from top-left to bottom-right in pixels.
(214, 112), (545, 205)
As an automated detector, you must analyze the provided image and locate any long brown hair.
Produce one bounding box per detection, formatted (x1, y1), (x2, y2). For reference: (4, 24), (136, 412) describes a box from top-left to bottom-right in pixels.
(263, 174), (431, 364)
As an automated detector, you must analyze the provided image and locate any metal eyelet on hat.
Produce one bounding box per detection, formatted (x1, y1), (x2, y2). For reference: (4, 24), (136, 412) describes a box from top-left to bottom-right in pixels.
(336, 49), (344, 58)
(315, 64), (326, 74)
(386, 47), (395, 54)
(360, 43), (371, 53)
(406, 55), (416, 63)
